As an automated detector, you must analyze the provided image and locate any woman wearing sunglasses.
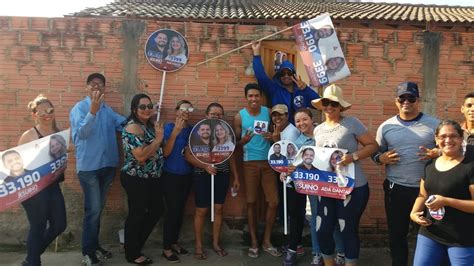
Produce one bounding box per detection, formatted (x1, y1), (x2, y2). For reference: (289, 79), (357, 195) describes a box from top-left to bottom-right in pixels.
(161, 100), (194, 262)
(311, 84), (378, 266)
(17, 94), (67, 266)
(120, 93), (164, 264)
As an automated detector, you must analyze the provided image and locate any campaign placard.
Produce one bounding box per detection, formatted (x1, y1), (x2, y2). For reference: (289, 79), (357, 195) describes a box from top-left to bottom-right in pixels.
(267, 140), (298, 173)
(0, 129), (70, 211)
(189, 119), (236, 165)
(291, 146), (355, 199)
(292, 13), (351, 87)
(145, 29), (189, 72)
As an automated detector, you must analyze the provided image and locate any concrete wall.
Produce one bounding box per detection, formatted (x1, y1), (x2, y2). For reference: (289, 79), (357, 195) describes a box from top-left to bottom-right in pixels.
(0, 16), (472, 246)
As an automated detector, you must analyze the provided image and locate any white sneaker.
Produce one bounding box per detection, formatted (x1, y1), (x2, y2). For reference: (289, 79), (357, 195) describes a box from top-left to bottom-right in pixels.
(82, 254), (101, 266)
(311, 253), (323, 266)
(335, 252), (345, 266)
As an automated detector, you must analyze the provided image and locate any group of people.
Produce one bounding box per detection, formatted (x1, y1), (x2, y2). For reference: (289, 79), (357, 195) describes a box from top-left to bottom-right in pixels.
(5, 63), (473, 266)
(248, 52), (473, 266)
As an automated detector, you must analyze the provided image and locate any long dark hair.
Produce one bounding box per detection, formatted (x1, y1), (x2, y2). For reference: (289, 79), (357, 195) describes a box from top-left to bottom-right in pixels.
(127, 93), (153, 128)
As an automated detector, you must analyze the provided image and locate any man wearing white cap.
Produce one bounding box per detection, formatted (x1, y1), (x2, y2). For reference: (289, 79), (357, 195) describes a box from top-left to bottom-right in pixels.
(372, 82), (439, 266)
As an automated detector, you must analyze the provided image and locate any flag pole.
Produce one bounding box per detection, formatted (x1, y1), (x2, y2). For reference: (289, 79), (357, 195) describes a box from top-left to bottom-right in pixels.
(196, 25), (294, 66)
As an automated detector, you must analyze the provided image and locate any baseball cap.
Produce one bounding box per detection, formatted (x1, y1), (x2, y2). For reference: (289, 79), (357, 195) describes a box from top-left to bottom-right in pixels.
(396, 82), (419, 97)
(271, 104), (288, 114)
(87, 73), (106, 85)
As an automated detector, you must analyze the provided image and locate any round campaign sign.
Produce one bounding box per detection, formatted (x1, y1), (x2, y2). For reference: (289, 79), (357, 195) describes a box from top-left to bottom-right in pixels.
(426, 195), (445, 220)
(189, 119), (236, 165)
(145, 29), (189, 72)
(429, 207), (445, 221)
(267, 140), (298, 173)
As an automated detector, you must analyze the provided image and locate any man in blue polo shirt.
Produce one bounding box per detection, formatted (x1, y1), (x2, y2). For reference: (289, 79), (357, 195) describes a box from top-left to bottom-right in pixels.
(70, 73), (126, 265)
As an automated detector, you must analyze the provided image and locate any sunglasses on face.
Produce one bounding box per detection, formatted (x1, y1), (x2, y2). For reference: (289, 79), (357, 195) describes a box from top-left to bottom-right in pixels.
(280, 71), (293, 77)
(36, 107), (54, 116)
(179, 106), (194, 112)
(137, 104), (154, 110)
(321, 99), (340, 107)
(397, 95), (417, 103)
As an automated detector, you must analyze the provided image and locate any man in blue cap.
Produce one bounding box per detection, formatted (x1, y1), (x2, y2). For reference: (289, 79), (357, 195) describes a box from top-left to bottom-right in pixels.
(372, 82), (439, 266)
(252, 41), (319, 124)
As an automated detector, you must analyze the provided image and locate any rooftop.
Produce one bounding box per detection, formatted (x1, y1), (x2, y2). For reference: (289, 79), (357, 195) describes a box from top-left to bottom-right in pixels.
(70, 0), (474, 25)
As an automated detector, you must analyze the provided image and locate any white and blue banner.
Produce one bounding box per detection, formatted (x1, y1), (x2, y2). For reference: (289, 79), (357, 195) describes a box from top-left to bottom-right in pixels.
(0, 129), (70, 211)
(292, 13), (351, 87)
(291, 146), (355, 199)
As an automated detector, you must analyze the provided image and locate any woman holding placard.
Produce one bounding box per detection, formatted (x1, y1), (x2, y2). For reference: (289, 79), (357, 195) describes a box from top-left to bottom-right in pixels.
(410, 120), (474, 265)
(185, 103), (240, 260)
(311, 85), (378, 266)
(120, 93), (164, 264)
(161, 100), (194, 262)
(17, 94), (67, 266)
(283, 108), (343, 266)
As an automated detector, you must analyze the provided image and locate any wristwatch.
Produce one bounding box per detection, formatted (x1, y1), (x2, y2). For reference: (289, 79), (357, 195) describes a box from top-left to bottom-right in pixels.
(352, 152), (359, 162)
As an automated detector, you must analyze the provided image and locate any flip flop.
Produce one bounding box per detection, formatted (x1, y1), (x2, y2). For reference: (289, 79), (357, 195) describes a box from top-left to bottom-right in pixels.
(194, 252), (207, 260)
(213, 248), (228, 257)
(248, 247), (259, 258)
(263, 246), (283, 257)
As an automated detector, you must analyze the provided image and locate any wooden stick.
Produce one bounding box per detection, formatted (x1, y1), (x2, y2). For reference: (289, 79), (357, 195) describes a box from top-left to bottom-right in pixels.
(283, 181), (288, 235)
(196, 25), (295, 66)
(211, 165), (215, 222)
(156, 71), (167, 122)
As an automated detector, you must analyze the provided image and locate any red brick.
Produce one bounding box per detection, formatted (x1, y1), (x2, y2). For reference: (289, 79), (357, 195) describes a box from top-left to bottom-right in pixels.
(62, 33), (82, 48)
(0, 32), (19, 46)
(41, 32), (61, 47)
(71, 49), (91, 63)
(9, 46), (29, 61)
(10, 17), (29, 30)
(30, 47), (51, 62)
(30, 17), (50, 31)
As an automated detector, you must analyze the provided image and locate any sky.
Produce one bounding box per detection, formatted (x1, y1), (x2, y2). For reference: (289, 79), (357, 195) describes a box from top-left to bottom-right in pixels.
(0, 0), (471, 17)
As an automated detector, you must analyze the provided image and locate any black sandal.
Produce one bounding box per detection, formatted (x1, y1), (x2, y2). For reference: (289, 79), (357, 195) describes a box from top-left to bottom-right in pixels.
(171, 246), (189, 255)
(127, 255), (153, 265)
(162, 251), (180, 263)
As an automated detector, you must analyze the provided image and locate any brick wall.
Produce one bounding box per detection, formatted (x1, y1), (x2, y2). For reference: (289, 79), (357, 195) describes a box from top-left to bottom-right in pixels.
(0, 16), (472, 244)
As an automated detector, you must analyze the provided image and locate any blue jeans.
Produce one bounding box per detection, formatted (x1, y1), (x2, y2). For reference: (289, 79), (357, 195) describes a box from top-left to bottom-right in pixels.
(308, 195), (344, 255)
(21, 183), (66, 266)
(316, 184), (370, 263)
(414, 234), (474, 266)
(78, 167), (115, 256)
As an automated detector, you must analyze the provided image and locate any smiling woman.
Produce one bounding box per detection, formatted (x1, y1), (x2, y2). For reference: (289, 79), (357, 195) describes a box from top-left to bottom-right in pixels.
(120, 93), (164, 264)
(16, 94), (67, 266)
(410, 120), (474, 265)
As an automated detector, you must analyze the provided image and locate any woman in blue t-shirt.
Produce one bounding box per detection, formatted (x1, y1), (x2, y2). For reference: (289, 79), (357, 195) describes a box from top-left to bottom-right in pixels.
(161, 100), (194, 263)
